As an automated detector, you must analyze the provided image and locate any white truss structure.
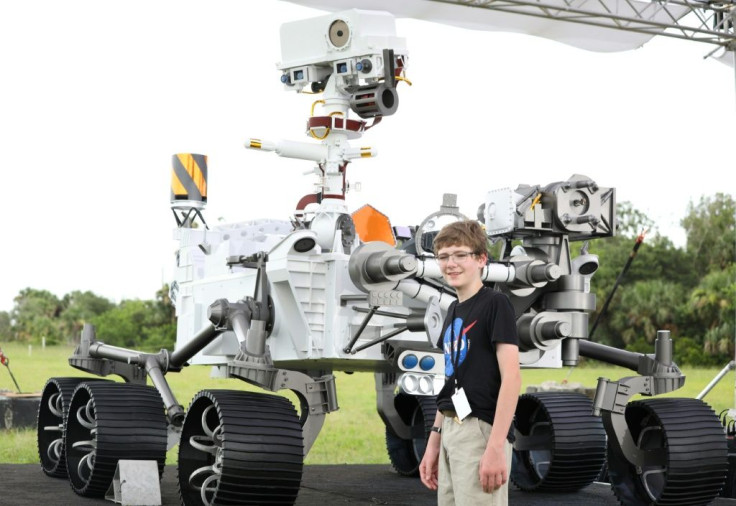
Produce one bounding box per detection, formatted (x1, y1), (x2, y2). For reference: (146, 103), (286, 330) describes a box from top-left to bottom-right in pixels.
(286, 0), (735, 58)
(431, 0), (735, 51)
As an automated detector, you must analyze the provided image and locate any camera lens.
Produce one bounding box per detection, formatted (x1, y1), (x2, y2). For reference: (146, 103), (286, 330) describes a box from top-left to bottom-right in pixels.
(329, 20), (350, 48)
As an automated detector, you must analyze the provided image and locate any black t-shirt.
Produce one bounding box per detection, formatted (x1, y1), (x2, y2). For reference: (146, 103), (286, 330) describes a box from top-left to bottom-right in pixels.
(435, 287), (519, 430)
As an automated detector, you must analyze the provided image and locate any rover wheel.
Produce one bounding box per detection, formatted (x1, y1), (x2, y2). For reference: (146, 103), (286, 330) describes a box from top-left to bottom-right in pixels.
(178, 390), (304, 505)
(65, 382), (167, 497)
(512, 391), (606, 491)
(607, 398), (727, 506)
(385, 393), (437, 477)
(37, 377), (94, 478)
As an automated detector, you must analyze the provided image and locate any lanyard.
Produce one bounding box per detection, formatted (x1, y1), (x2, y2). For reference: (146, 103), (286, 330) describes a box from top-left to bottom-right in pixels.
(450, 306), (461, 390)
(449, 287), (483, 390)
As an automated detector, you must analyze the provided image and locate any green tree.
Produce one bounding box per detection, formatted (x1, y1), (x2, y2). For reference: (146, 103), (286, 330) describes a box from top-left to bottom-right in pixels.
(681, 193), (735, 276)
(91, 299), (150, 348)
(0, 311), (10, 340)
(10, 288), (63, 344)
(687, 264), (736, 358)
(90, 285), (176, 350)
(59, 291), (115, 344)
(616, 200), (654, 237)
(586, 200), (704, 348)
(146, 284), (176, 349)
(608, 280), (686, 348)
(591, 230), (696, 295)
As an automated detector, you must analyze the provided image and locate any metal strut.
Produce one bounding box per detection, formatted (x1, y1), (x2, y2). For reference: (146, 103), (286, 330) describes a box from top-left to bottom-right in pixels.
(343, 305), (379, 354)
(352, 326), (408, 353)
(344, 297), (443, 354)
(428, 0), (736, 49)
(172, 207), (209, 230)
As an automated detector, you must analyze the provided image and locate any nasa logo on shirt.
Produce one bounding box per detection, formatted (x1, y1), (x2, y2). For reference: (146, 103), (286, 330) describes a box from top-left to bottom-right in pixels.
(443, 318), (476, 376)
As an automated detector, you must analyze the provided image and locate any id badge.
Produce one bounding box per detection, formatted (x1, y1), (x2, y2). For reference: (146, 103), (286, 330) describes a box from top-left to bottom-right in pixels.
(451, 387), (472, 421)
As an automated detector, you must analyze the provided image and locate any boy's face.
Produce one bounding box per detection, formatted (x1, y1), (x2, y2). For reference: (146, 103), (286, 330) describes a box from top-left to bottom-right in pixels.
(437, 244), (486, 291)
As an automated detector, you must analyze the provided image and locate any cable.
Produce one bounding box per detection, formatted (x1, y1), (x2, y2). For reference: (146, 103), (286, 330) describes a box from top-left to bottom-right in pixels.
(395, 75), (413, 86)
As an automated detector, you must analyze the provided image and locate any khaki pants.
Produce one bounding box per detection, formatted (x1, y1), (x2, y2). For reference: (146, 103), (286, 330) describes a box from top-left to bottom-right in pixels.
(438, 415), (513, 506)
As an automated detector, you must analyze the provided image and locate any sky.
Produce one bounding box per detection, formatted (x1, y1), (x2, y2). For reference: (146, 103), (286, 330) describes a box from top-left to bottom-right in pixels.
(0, 0), (733, 313)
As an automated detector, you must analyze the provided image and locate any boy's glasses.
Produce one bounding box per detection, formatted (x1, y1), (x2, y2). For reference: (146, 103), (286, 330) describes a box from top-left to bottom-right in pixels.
(436, 251), (477, 264)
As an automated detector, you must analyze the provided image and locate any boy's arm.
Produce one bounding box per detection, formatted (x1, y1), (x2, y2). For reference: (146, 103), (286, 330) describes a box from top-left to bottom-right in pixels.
(419, 410), (444, 490)
(479, 342), (521, 493)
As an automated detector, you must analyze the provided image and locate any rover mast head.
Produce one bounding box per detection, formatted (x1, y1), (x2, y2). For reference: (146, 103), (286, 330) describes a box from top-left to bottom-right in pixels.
(277, 9), (408, 120)
(246, 10), (410, 251)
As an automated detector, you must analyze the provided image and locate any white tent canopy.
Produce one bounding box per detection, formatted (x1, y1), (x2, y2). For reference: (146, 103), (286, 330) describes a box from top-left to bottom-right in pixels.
(285, 0), (734, 63)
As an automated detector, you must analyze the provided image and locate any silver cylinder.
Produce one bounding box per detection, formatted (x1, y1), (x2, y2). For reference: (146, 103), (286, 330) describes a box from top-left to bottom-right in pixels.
(655, 330), (672, 366)
(562, 338), (580, 366)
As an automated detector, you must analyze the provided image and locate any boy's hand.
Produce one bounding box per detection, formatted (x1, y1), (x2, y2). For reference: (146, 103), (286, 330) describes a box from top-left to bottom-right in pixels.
(419, 437), (440, 490)
(479, 444), (508, 493)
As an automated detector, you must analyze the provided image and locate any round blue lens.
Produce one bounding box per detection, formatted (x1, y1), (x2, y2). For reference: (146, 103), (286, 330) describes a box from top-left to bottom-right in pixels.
(402, 354), (418, 369)
(419, 356), (435, 371)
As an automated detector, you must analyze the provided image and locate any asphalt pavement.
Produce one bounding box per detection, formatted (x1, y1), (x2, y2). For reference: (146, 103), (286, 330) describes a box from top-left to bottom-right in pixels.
(4, 463), (736, 505)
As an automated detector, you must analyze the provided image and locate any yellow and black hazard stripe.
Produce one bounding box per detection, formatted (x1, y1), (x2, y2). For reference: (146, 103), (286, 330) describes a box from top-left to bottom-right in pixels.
(171, 153), (208, 202)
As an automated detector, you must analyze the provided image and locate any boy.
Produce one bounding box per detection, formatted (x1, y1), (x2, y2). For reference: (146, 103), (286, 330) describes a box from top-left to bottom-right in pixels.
(419, 220), (521, 505)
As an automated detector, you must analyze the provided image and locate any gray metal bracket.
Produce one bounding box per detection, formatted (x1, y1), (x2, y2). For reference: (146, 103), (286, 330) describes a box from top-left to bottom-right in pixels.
(69, 325), (148, 385)
(591, 330), (685, 467)
(375, 372), (412, 440)
(594, 376), (663, 467)
(68, 356), (147, 385)
(105, 459), (161, 505)
(279, 370), (339, 456)
(229, 356), (339, 456)
(227, 344), (279, 390)
(593, 375), (652, 416)
(593, 373), (683, 467)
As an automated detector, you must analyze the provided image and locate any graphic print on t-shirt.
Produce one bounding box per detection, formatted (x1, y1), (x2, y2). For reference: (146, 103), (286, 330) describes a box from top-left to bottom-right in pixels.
(443, 318), (477, 376)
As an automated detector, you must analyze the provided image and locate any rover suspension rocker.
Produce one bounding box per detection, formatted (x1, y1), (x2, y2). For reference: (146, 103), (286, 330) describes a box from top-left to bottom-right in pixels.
(37, 9), (727, 506)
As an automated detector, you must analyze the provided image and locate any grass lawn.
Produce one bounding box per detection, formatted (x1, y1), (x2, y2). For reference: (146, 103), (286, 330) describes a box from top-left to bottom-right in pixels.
(1, 342), (734, 465)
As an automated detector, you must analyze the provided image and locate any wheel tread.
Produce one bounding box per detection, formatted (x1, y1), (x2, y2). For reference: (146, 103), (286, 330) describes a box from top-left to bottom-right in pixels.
(178, 389), (304, 505)
(64, 382), (167, 497)
(511, 392), (606, 492)
(608, 397), (728, 506)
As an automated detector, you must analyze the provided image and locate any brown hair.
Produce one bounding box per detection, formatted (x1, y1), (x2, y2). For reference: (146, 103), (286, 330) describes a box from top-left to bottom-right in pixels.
(432, 220), (488, 257)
